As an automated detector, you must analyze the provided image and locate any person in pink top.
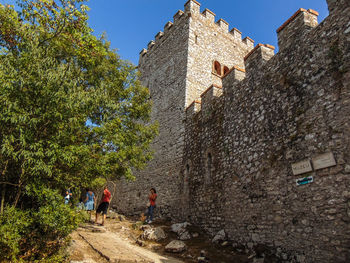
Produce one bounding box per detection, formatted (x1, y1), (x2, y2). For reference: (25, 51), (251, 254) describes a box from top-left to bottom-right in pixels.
(95, 186), (111, 226)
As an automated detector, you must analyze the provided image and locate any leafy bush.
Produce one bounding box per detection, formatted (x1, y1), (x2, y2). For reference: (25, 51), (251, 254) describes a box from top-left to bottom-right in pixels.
(90, 177), (107, 191)
(0, 187), (84, 262)
(0, 206), (32, 261)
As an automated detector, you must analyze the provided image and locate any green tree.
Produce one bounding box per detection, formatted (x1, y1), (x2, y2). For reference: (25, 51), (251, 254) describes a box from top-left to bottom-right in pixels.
(0, 0), (157, 209)
(0, 0), (157, 261)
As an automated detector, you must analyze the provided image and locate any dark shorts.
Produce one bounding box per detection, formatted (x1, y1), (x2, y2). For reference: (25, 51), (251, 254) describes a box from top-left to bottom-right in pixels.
(96, 202), (109, 215)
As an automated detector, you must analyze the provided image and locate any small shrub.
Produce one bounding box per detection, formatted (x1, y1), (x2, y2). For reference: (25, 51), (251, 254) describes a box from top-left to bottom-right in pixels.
(0, 206), (32, 262)
(0, 186), (84, 262)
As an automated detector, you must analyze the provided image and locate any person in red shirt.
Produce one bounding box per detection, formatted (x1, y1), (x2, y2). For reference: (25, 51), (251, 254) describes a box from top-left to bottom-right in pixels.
(95, 186), (111, 226)
(146, 188), (157, 224)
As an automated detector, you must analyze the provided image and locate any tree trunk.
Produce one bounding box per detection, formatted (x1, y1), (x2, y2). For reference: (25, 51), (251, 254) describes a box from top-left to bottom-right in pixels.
(0, 185), (5, 214)
(13, 169), (24, 208)
(108, 180), (117, 204)
(1, 160), (8, 214)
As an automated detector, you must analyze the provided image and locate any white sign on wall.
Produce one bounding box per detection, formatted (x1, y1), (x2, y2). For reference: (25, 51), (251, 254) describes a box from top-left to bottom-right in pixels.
(292, 160), (313, 175)
(312, 152), (336, 170)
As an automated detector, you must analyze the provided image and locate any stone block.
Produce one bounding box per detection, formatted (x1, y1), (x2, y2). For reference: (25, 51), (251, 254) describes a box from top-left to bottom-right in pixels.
(165, 240), (187, 253)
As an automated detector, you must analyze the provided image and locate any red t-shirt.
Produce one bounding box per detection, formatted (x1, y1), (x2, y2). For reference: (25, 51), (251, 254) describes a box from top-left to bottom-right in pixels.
(149, 193), (157, 206)
(102, 189), (111, 203)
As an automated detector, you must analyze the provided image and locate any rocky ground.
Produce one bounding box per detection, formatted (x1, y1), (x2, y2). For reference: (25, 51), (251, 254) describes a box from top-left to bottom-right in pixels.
(68, 211), (262, 263)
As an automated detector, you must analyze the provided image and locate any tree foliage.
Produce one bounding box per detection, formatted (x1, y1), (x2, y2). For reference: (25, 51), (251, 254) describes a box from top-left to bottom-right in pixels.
(0, 0), (157, 204)
(0, 0), (157, 261)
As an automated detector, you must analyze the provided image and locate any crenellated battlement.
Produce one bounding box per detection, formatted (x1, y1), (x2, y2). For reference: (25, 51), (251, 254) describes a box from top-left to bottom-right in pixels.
(201, 8), (215, 22)
(216, 18), (229, 32)
(222, 65), (246, 87)
(138, 0), (325, 67)
(200, 84), (222, 111)
(276, 8), (319, 34)
(186, 84), (223, 118)
(201, 84), (222, 98)
(277, 8), (319, 51)
(184, 0), (201, 14)
(147, 40), (155, 51)
(242, 36), (255, 50)
(244, 43), (275, 61)
(155, 31), (164, 41)
(186, 64), (246, 118)
(164, 21), (173, 33)
(230, 28), (242, 41)
(173, 10), (185, 22)
(180, 1), (326, 122)
(223, 65), (246, 76)
(186, 42), (275, 118)
(184, 1), (323, 119)
(139, 0), (255, 65)
(185, 99), (201, 117)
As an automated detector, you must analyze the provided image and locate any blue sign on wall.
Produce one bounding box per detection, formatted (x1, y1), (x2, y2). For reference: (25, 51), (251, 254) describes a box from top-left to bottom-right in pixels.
(296, 176), (314, 186)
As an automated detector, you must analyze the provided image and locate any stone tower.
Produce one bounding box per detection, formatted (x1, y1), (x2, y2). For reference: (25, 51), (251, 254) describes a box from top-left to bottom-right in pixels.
(115, 0), (254, 218)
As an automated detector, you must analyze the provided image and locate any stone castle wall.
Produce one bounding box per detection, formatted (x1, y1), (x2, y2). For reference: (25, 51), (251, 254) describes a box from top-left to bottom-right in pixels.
(185, 1), (350, 262)
(114, 5), (191, 218)
(115, 0), (350, 262)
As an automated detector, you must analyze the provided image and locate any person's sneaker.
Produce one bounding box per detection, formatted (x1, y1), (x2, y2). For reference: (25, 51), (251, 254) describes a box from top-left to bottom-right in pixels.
(148, 220), (152, 224)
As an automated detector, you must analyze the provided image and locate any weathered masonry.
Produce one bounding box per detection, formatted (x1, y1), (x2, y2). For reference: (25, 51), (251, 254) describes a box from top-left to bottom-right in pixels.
(115, 0), (350, 262)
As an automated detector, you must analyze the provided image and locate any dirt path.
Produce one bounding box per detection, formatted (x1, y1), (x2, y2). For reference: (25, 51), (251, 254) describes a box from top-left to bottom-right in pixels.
(78, 230), (182, 263)
(69, 230), (109, 263)
(68, 212), (251, 263)
(68, 217), (183, 263)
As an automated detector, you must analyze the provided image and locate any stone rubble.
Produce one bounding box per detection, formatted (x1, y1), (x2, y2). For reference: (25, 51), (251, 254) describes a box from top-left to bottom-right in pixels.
(141, 227), (167, 241)
(165, 240), (187, 253)
(171, 222), (192, 240)
(212, 229), (226, 243)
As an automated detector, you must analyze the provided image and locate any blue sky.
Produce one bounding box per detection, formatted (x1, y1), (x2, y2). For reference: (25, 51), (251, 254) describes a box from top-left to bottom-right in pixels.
(87, 0), (329, 65)
(1, 0), (329, 64)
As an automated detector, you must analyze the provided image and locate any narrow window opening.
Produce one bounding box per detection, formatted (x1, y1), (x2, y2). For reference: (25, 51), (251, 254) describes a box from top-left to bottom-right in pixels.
(184, 163), (190, 194)
(214, 61), (221, 76)
(207, 152), (212, 178)
(186, 164), (190, 174)
(223, 66), (230, 75)
(184, 164), (190, 184)
(195, 34), (198, 44)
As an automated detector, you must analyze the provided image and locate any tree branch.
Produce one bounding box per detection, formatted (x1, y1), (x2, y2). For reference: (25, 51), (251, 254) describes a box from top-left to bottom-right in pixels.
(0, 181), (20, 187)
(1, 160), (9, 177)
(38, 16), (66, 47)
